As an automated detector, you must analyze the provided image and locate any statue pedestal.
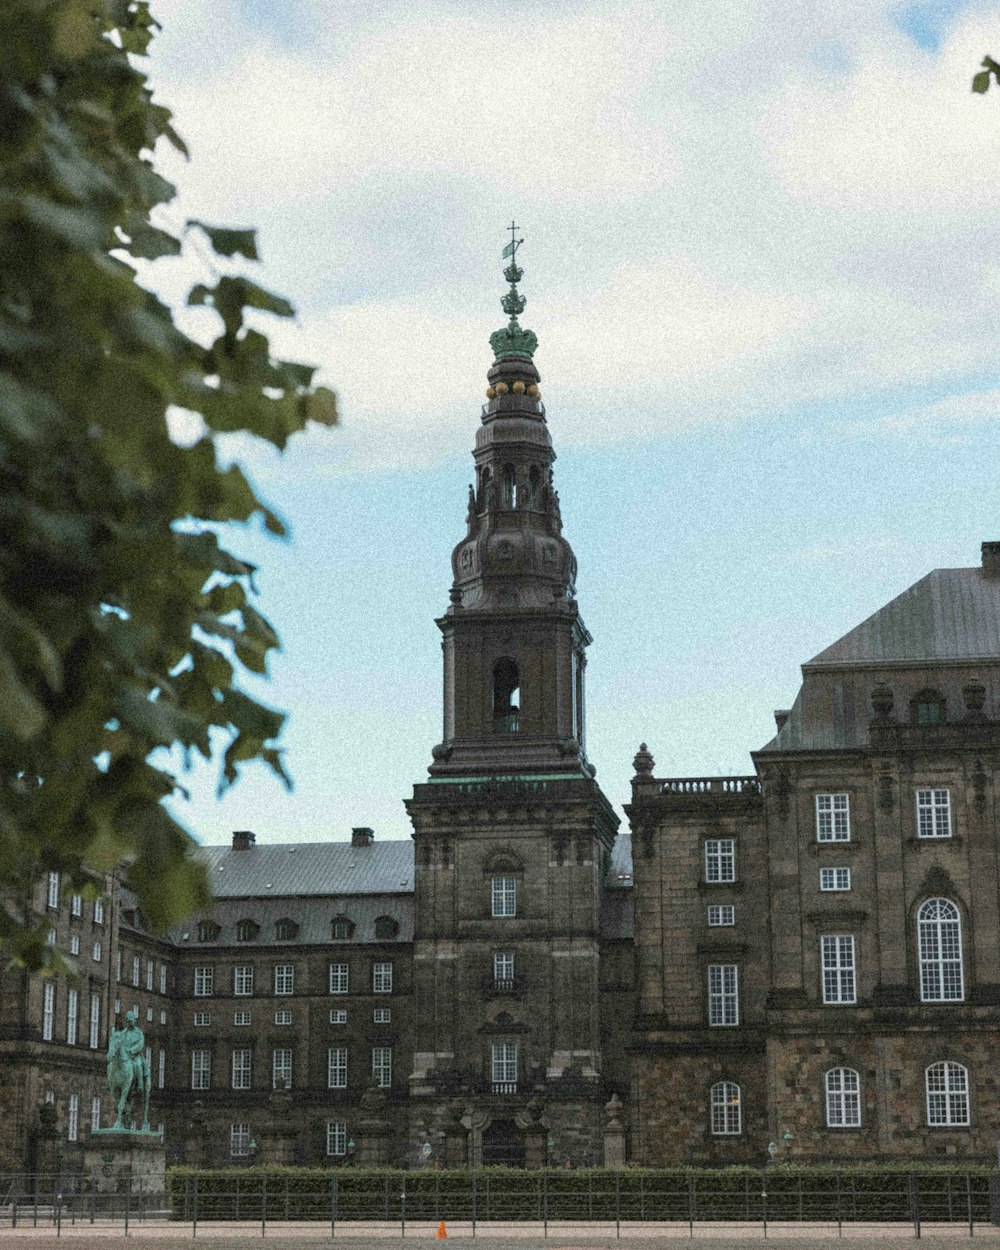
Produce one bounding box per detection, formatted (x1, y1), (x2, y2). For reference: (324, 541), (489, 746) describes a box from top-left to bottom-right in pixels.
(83, 1131), (166, 1195)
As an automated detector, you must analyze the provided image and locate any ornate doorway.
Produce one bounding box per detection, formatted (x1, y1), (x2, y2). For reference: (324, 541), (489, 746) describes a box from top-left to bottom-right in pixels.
(481, 1118), (525, 1167)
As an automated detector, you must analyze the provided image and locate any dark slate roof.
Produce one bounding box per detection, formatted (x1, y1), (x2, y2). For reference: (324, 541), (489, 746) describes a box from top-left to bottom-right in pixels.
(607, 831), (633, 889)
(195, 840), (414, 898)
(171, 894), (413, 947)
(808, 567), (1000, 667)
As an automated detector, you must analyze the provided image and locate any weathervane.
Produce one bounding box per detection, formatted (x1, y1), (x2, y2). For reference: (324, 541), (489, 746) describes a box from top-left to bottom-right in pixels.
(490, 221), (538, 361)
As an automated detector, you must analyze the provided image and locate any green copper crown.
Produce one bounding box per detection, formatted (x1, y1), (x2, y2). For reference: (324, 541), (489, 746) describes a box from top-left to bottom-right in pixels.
(490, 224), (537, 360)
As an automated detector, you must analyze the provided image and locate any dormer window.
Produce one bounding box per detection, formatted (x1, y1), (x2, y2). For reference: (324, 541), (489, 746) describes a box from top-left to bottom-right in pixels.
(374, 916), (399, 941)
(235, 919), (259, 943)
(197, 921), (220, 943)
(492, 658), (520, 734)
(912, 690), (945, 725)
(275, 918), (298, 942)
(332, 915), (354, 941)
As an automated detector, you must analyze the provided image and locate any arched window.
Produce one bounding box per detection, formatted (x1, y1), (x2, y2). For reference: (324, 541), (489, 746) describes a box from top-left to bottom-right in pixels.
(912, 689), (945, 725)
(197, 920), (220, 943)
(374, 916), (399, 941)
(275, 918), (298, 942)
(709, 1081), (741, 1135)
(926, 1061), (969, 1126)
(492, 657), (520, 734)
(525, 464), (542, 509)
(918, 898), (964, 1001)
(825, 1068), (861, 1127)
(501, 463), (516, 509)
(331, 915), (355, 941)
(235, 919), (258, 943)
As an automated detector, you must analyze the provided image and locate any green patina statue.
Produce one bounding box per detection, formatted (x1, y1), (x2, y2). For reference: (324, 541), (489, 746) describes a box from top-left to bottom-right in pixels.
(99, 1009), (154, 1134)
(489, 222), (538, 361)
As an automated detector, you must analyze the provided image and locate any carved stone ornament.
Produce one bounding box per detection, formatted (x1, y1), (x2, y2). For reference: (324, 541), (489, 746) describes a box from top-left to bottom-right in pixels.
(871, 682), (895, 723)
(632, 742), (654, 776)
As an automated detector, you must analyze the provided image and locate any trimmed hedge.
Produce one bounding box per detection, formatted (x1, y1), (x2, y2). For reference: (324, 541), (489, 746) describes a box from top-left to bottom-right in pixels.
(166, 1164), (998, 1223)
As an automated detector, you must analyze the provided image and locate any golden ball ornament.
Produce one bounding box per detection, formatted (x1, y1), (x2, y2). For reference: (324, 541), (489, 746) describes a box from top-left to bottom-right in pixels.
(486, 387), (496, 399)
(494, 381), (509, 394)
(512, 380), (526, 394)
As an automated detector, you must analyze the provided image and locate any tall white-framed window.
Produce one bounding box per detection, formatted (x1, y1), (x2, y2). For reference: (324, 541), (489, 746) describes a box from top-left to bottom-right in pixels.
(233, 965), (254, 996)
(70, 935), (80, 956)
(230, 1123), (251, 1157)
(826, 1067), (861, 1126)
(491, 875), (517, 917)
(494, 950), (515, 985)
(327, 1047), (348, 1089)
(159, 964), (167, 994)
(93, 897), (104, 924)
(708, 905), (735, 927)
(710, 1081), (741, 1135)
(326, 1121), (347, 1157)
(46, 872), (59, 909)
(918, 898), (964, 1001)
(70, 893), (82, 917)
(820, 867), (852, 892)
(231, 1048), (252, 1090)
(131, 955), (140, 986)
(42, 983), (55, 1041)
(67, 1094), (79, 1142)
(158, 1048), (165, 1089)
(193, 966), (214, 997)
(926, 1061), (970, 1126)
(272, 1048), (293, 1088)
(704, 839), (735, 883)
(116, 950), (122, 982)
(89, 993), (100, 1049)
(707, 964), (739, 1026)
(191, 1049), (211, 1090)
(372, 1046), (392, 1088)
(66, 987), (78, 1045)
(91, 1096), (102, 1132)
(329, 963), (349, 994)
(145, 959), (153, 991)
(821, 935), (856, 1004)
(373, 962), (393, 994)
(491, 1041), (518, 1092)
(816, 793), (850, 841)
(274, 964), (294, 996)
(917, 789), (951, 839)
(92, 940), (102, 962)
(46, 929), (56, 946)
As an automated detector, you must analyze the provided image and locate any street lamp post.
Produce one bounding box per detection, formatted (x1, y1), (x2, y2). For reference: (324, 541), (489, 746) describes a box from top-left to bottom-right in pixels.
(782, 1129), (794, 1162)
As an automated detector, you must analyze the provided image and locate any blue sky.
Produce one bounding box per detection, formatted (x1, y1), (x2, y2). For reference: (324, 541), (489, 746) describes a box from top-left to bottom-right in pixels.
(142, 0), (1000, 846)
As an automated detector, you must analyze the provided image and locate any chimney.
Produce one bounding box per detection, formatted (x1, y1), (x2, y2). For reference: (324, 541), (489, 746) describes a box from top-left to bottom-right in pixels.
(774, 710), (790, 731)
(351, 827), (374, 848)
(982, 542), (1000, 579)
(232, 830), (256, 851)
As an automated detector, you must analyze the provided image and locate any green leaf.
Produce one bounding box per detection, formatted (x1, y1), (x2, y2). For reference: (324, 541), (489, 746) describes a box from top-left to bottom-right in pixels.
(305, 385), (339, 426)
(188, 220), (259, 260)
(972, 70), (992, 94)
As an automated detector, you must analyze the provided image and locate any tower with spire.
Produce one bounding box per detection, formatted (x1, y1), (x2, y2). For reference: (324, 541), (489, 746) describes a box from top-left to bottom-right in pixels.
(405, 231), (622, 1168)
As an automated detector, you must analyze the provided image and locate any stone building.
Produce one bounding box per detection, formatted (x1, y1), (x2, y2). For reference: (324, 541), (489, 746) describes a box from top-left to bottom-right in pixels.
(3, 249), (1000, 1171)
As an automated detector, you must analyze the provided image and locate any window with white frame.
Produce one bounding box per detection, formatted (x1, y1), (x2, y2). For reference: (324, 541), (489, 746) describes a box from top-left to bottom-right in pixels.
(71, 893), (82, 917)
(89, 993), (100, 1049)
(67, 1093), (78, 1142)
(113, 998), (120, 1014)
(93, 897), (104, 924)
(329, 962), (349, 994)
(194, 1011), (211, 1027)
(821, 935), (856, 1004)
(233, 965), (254, 996)
(326, 1121), (347, 1157)
(70, 935), (80, 956)
(917, 789), (951, 839)
(66, 987), (78, 1045)
(233, 1010), (251, 1026)
(918, 898), (964, 1001)
(820, 867), (851, 892)
(46, 929), (56, 946)
(159, 964), (167, 994)
(926, 1061), (970, 1126)
(272, 1048), (293, 1089)
(710, 1080), (741, 1135)
(274, 964), (295, 996)
(160, 1010), (166, 1025)
(92, 940), (102, 962)
(146, 1007), (153, 1023)
(491, 875), (517, 917)
(131, 955), (140, 986)
(327, 1047), (348, 1088)
(491, 1041), (517, 1090)
(330, 1009), (347, 1025)
(708, 905), (735, 927)
(116, 950), (121, 982)
(158, 1049), (165, 1089)
(145, 959), (153, 989)
(707, 964), (739, 1026)
(816, 793), (850, 841)
(494, 950), (515, 985)
(191, 1049), (211, 1090)
(46, 872), (59, 909)
(373, 962), (393, 994)
(193, 967), (214, 996)
(274, 1010), (293, 1025)
(230, 1123), (251, 1157)
(42, 982), (55, 1041)
(374, 1007), (391, 1023)
(372, 1046), (392, 1088)
(231, 1048), (252, 1090)
(825, 1067), (861, 1127)
(91, 1096), (101, 1132)
(704, 839), (735, 883)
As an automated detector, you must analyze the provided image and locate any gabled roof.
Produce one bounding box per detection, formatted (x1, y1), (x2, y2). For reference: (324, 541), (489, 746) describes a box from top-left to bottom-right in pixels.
(171, 894), (414, 947)
(196, 839), (414, 898)
(808, 567), (1000, 667)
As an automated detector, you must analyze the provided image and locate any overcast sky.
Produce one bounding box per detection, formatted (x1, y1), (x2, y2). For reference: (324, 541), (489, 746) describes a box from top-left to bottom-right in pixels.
(144, 0), (1000, 848)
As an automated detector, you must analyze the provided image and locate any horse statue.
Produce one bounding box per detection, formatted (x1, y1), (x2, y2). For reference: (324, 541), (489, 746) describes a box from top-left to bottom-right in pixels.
(107, 1010), (151, 1131)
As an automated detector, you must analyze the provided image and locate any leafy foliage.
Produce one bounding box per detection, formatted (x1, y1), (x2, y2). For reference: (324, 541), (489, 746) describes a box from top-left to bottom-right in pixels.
(0, 0), (338, 966)
(972, 56), (1000, 94)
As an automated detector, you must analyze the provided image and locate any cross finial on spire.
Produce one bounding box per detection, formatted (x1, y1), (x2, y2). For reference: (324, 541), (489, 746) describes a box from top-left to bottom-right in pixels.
(502, 220), (523, 261)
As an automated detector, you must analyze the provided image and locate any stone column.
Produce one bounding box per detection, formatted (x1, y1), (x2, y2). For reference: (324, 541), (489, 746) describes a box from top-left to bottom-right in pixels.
(602, 1093), (626, 1167)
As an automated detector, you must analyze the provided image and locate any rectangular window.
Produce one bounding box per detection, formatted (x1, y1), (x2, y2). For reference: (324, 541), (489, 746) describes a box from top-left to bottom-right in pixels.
(273, 964), (294, 996)
(47, 872), (59, 909)
(46, 929), (56, 946)
(274, 1010), (293, 1025)
(491, 875), (517, 917)
(160, 1010), (167, 1025)
(372, 1046), (392, 1088)
(92, 940), (102, 962)
(233, 1010), (252, 1026)
(372, 962), (393, 994)
(230, 1123), (250, 1157)
(917, 788), (951, 838)
(114, 998), (120, 1015)
(145, 1006), (153, 1023)
(116, 950), (122, 982)
(272, 1048), (293, 1089)
(66, 987), (78, 1045)
(491, 1041), (518, 1090)
(67, 1094), (78, 1142)
(327, 1047), (348, 1089)
(42, 982), (55, 1041)
(330, 1009), (347, 1025)
(822, 935), (857, 1004)
(131, 955), (140, 986)
(708, 905), (735, 927)
(70, 893), (82, 917)
(158, 1048), (165, 1089)
(816, 793), (850, 841)
(93, 898), (104, 924)
(191, 1049), (211, 1090)
(159, 965), (167, 995)
(231, 1048), (252, 1090)
(329, 963), (349, 994)
(91, 1096), (101, 1132)
(820, 867), (852, 891)
(373, 1007), (391, 1023)
(708, 964), (739, 1026)
(326, 1121), (347, 1156)
(89, 993), (100, 1049)
(233, 965), (254, 996)
(193, 967), (214, 997)
(704, 839), (736, 883)
(494, 951), (515, 984)
(70, 935), (80, 956)
(194, 1011), (211, 1027)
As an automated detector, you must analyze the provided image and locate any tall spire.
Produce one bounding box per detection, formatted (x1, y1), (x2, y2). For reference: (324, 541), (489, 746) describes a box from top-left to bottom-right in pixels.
(489, 221), (538, 362)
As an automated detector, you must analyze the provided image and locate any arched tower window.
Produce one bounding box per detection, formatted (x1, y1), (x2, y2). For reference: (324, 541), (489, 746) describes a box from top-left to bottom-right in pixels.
(825, 1067), (861, 1127)
(501, 463), (516, 509)
(492, 658), (520, 734)
(709, 1081), (741, 1135)
(525, 464), (542, 509)
(925, 1061), (969, 1126)
(918, 898), (964, 1002)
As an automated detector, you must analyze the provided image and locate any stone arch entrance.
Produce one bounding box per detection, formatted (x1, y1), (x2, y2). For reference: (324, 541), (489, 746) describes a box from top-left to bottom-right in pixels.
(481, 1117), (525, 1167)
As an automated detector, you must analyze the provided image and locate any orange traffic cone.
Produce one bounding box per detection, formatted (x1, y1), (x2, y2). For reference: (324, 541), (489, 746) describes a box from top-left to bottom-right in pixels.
(436, 1220), (448, 1239)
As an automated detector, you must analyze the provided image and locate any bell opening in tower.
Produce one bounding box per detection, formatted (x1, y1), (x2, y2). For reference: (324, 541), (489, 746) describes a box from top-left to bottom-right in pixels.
(492, 657), (520, 734)
(501, 463), (516, 509)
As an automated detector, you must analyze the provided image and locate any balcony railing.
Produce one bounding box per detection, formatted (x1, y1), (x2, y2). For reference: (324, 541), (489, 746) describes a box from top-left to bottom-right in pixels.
(492, 1082), (517, 1095)
(492, 713), (520, 735)
(658, 776), (761, 796)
